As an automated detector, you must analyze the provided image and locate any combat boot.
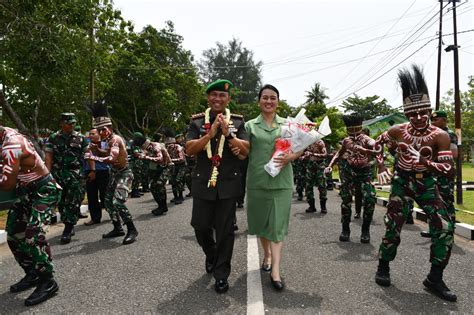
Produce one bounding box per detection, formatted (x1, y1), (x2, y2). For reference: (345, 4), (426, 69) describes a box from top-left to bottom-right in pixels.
(175, 191), (184, 205)
(360, 219), (371, 243)
(375, 259), (391, 287)
(123, 221), (138, 245)
(305, 199), (316, 213)
(320, 200), (327, 214)
(10, 268), (39, 293)
(131, 189), (141, 198)
(297, 192), (303, 201)
(170, 190), (178, 203)
(24, 272), (58, 306)
(60, 222), (75, 244)
(102, 221), (125, 238)
(152, 201), (165, 216)
(405, 212), (414, 224)
(339, 222), (350, 242)
(423, 264), (457, 302)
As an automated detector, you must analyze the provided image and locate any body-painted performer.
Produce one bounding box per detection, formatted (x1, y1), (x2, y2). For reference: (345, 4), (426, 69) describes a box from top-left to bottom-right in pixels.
(1, 127), (62, 306)
(373, 65), (457, 302)
(420, 110), (458, 237)
(325, 114), (376, 243)
(164, 129), (187, 205)
(186, 79), (249, 294)
(132, 132), (173, 215)
(303, 140), (327, 213)
(85, 101), (138, 245)
(44, 113), (88, 244)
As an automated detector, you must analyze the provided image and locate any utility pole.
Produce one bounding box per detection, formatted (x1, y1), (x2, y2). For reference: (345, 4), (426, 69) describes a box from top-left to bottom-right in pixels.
(445, 0), (463, 204)
(89, 25), (95, 108)
(435, 0), (444, 110)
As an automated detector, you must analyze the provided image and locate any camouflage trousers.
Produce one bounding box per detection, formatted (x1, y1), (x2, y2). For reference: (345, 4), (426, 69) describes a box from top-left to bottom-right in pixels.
(141, 161), (150, 190)
(305, 160), (327, 202)
(7, 178), (62, 275)
(104, 167), (133, 224)
(55, 172), (85, 225)
(184, 164), (194, 192)
(131, 160), (145, 191)
(170, 163), (186, 193)
(339, 162), (375, 224)
(436, 175), (455, 215)
(150, 166), (170, 203)
(378, 169), (455, 267)
(293, 160), (306, 196)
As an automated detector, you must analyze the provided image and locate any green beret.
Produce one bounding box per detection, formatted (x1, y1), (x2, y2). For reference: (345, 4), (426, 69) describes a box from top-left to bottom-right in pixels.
(74, 125), (82, 132)
(61, 113), (77, 124)
(431, 110), (447, 119)
(205, 79), (233, 94)
(132, 132), (144, 138)
(175, 133), (184, 138)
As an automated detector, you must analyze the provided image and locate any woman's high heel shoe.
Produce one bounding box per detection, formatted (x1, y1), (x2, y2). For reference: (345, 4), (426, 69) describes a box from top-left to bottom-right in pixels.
(270, 274), (284, 291)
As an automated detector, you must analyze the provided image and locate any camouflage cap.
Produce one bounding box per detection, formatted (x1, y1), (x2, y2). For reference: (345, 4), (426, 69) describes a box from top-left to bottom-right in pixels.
(61, 113), (77, 124)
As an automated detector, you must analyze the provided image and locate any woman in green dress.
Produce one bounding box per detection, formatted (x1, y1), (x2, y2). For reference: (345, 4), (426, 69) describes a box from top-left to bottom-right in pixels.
(244, 84), (302, 290)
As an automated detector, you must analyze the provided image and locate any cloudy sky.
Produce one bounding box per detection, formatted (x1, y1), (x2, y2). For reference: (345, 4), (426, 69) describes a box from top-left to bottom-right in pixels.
(113, 0), (473, 109)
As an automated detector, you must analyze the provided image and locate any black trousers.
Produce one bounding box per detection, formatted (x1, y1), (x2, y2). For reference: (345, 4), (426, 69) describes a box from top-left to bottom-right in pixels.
(191, 197), (236, 281)
(86, 170), (110, 223)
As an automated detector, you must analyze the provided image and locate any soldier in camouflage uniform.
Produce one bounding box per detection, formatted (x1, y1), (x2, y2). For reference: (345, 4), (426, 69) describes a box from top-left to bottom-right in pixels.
(1, 126), (62, 306)
(133, 133), (173, 215)
(374, 65), (457, 302)
(164, 129), (186, 205)
(325, 114), (376, 243)
(303, 140), (328, 213)
(184, 148), (196, 197)
(85, 101), (138, 245)
(45, 113), (88, 244)
(130, 134), (146, 198)
(419, 110), (458, 237)
(292, 156), (306, 201)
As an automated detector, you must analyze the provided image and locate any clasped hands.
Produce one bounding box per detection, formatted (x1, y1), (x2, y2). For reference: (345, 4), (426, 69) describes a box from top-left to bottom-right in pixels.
(208, 114), (230, 138)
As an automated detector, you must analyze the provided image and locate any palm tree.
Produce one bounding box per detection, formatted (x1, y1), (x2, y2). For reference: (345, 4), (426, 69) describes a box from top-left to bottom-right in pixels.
(305, 83), (329, 105)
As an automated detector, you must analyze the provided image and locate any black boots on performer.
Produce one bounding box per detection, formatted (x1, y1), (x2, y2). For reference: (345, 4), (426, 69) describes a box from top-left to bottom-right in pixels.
(375, 259), (391, 287)
(122, 221), (138, 245)
(320, 200), (327, 214)
(102, 220), (125, 239)
(423, 264), (457, 302)
(360, 219), (371, 243)
(10, 268), (39, 293)
(305, 199), (316, 213)
(152, 199), (168, 216)
(339, 222), (350, 242)
(24, 272), (59, 306)
(60, 222), (75, 244)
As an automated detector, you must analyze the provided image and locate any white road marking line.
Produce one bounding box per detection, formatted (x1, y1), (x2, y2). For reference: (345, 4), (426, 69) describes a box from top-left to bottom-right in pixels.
(247, 234), (264, 315)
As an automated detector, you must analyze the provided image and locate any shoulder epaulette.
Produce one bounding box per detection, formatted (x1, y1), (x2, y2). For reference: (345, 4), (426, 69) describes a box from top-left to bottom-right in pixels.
(231, 113), (243, 119)
(192, 113), (205, 120)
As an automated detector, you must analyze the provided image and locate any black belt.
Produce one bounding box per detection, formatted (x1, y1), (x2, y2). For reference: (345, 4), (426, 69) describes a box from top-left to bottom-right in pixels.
(20, 174), (54, 193)
(396, 168), (431, 179)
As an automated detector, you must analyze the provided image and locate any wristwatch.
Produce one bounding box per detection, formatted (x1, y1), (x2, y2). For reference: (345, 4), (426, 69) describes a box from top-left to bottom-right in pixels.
(226, 132), (236, 140)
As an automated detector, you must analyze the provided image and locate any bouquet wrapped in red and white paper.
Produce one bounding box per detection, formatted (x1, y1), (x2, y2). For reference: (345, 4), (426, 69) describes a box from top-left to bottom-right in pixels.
(264, 109), (331, 177)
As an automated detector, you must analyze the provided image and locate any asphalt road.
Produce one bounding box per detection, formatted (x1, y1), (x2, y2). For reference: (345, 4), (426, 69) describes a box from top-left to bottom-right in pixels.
(1, 187), (473, 314)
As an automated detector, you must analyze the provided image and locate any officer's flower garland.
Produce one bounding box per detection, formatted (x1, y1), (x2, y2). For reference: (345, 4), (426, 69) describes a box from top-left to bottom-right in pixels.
(204, 108), (231, 187)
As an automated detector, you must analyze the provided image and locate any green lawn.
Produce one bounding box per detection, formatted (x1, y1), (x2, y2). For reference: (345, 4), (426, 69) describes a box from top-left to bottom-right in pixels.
(462, 163), (474, 181)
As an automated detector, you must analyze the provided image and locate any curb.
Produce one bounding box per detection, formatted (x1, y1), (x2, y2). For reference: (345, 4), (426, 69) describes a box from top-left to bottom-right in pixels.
(0, 205), (89, 245)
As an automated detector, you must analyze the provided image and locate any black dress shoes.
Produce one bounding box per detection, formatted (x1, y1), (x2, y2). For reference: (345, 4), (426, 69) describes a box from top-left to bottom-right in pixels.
(10, 270), (39, 293)
(24, 275), (59, 306)
(261, 260), (272, 272)
(215, 279), (229, 294)
(270, 275), (284, 291)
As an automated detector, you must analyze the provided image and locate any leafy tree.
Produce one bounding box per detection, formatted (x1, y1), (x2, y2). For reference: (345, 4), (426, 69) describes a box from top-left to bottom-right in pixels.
(305, 83), (329, 105)
(341, 94), (396, 120)
(198, 38), (262, 104)
(440, 76), (474, 162)
(106, 22), (202, 136)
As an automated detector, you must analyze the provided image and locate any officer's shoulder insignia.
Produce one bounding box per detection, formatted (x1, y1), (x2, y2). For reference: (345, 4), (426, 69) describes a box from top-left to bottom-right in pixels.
(230, 113), (243, 119)
(192, 112), (205, 120)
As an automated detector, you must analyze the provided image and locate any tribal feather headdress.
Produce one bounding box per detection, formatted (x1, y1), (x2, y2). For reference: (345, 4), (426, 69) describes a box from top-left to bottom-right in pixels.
(86, 99), (112, 128)
(398, 64), (431, 114)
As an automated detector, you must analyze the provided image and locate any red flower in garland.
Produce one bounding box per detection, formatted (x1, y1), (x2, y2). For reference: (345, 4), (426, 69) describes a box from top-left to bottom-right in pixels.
(203, 123), (211, 133)
(211, 155), (221, 166)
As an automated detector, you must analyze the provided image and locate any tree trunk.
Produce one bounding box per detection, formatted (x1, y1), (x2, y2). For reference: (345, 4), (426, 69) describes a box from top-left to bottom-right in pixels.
(0, 89), (45, 159)
(33, 99), (40, 137)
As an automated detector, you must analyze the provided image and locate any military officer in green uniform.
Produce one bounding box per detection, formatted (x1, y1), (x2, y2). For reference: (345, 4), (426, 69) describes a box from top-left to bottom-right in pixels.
(186, 79), (249, 294)
(45, 113), (88, 244)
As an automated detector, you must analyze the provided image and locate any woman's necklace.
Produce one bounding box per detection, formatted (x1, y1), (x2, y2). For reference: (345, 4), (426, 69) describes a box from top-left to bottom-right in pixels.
(204, 107), (231, 187)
